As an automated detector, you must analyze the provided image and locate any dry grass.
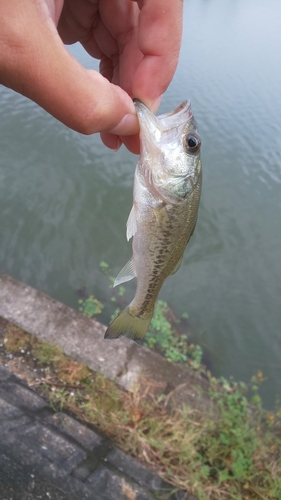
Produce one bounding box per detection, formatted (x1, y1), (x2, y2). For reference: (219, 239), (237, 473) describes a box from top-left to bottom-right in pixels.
(1, 320), (280, 500)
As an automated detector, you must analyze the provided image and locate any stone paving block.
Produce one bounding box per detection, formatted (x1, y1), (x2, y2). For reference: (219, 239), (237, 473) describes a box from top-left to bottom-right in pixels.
(0, 364), (12, 381)
(0, 446), (99, 500)
(1, 439), (97, 499)
(0, 413), (32, 436)
(86, 465), (155, 500)
(72, 461), (96, 482)
(20, 422), (87, 473)
(106, 449), (190, 500)
(5, 379), (48, 411)
(2, 437), (48, 468)
(45, 412), (103, 451)
(71, 444), (112, 482)
(0, 395), (24, 419)
(107, 448), (164, 491)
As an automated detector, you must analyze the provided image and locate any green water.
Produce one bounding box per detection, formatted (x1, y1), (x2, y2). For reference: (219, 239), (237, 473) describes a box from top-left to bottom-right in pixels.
(0, 0), (280, 408)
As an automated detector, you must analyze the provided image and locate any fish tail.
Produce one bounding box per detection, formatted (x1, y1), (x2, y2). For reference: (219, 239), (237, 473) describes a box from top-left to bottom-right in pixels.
(104, 307), (152, 343)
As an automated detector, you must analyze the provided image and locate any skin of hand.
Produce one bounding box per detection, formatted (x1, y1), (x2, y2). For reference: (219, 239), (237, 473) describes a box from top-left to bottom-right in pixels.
(0, 0), (183, 153)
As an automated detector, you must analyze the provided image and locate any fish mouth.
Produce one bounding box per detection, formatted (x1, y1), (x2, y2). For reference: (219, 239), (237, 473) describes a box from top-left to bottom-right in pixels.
(133, 100), (194, 149)
(133, 99), (193, 133)
(133, 99), (161, 140)
(158, 101), (192, 128)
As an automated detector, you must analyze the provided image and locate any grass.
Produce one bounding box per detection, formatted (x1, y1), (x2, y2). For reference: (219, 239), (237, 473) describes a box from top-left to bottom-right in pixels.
(144, 299), (203, 366)
(1, 322), (281, 500)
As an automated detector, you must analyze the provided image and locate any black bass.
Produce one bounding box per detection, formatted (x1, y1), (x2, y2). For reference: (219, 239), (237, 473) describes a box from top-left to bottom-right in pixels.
(105, 99), (202, 342)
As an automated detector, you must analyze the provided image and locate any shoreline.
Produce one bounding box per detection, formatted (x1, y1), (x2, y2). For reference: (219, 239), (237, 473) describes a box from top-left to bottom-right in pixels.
(0, 273), (213, 412)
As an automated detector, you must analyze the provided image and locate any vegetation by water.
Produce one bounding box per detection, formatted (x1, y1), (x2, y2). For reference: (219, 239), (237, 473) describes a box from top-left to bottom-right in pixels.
(1, 321), (281, 500)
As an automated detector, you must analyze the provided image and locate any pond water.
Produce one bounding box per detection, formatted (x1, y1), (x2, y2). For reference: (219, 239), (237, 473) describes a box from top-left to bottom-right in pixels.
(0, 0), (280, 408)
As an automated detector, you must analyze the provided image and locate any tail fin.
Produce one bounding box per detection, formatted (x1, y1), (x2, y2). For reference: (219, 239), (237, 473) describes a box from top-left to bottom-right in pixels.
(104, 307), (152, 343)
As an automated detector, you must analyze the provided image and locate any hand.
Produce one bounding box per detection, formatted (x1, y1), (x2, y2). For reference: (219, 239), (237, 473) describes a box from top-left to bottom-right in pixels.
(0, 0), (183, 153)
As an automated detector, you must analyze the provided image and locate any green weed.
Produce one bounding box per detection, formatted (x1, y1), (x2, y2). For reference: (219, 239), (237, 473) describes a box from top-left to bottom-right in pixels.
(143, 300), (203, 367)
(32, 342), (63, 365)
(78, 295), (104, 318)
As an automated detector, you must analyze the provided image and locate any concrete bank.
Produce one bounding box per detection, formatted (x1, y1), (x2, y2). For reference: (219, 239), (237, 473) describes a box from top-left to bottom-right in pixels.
(0, 274), (212, 411)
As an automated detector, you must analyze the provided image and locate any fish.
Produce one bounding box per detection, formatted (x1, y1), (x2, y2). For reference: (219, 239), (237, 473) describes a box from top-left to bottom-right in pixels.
(104, 99), (202, 342)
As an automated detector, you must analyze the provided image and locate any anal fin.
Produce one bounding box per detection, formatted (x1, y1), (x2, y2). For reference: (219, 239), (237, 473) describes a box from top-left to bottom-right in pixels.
(114, 257), (136, 287)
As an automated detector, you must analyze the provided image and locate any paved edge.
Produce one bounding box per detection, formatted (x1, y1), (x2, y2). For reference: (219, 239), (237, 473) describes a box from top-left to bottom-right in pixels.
(0, 274), (212, 411)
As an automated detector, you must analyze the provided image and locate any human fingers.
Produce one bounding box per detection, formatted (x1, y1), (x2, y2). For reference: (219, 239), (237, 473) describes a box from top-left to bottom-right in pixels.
(100, 131), (140, 154)
(93, 0), (182, 112)
(132, 0), (183, 110)
(0, 1), (139, 140)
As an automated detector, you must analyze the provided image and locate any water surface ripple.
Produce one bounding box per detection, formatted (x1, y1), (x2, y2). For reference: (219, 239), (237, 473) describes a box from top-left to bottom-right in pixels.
(0, 0), (280, 407)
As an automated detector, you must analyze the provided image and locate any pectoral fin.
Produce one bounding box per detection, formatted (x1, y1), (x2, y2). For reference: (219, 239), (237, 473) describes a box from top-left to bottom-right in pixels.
(126, 205), (137, 241)
(114, 258), (136, 287)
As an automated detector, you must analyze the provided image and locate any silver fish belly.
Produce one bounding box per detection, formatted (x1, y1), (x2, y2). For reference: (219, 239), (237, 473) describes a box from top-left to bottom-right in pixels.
(104, 100), (202, 342)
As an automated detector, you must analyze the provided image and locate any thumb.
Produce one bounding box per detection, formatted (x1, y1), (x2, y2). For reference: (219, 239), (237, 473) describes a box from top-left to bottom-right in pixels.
(0, 4), (138, 137)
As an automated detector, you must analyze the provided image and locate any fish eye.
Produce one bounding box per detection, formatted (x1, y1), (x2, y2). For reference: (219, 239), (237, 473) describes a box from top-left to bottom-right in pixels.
(183, 133), (201, 154)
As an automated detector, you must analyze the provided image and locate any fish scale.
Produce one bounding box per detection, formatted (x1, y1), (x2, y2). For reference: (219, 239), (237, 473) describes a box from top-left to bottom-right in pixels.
(105, 100), (202, 342)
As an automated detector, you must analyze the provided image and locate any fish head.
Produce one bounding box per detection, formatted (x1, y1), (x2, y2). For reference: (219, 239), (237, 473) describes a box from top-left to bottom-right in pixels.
(134, 99), (202, 203)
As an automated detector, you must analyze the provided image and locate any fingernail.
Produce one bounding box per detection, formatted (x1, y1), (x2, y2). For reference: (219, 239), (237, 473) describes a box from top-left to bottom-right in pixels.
(110, 114), (139, 136)
(132, 95), (163, 114)
(113, 138), (122, 152)
(149, 95), (163, 113)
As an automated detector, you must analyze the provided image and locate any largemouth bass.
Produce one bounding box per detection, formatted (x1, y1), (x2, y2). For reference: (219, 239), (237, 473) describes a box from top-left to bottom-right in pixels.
(104, 99), (202, 342)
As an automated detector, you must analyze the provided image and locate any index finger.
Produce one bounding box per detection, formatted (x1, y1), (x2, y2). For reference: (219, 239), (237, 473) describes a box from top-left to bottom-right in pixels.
(132, 0), (183, 110)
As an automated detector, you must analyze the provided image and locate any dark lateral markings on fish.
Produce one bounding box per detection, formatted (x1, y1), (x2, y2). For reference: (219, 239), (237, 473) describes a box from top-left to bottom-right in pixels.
(104, 99), (202, 343)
